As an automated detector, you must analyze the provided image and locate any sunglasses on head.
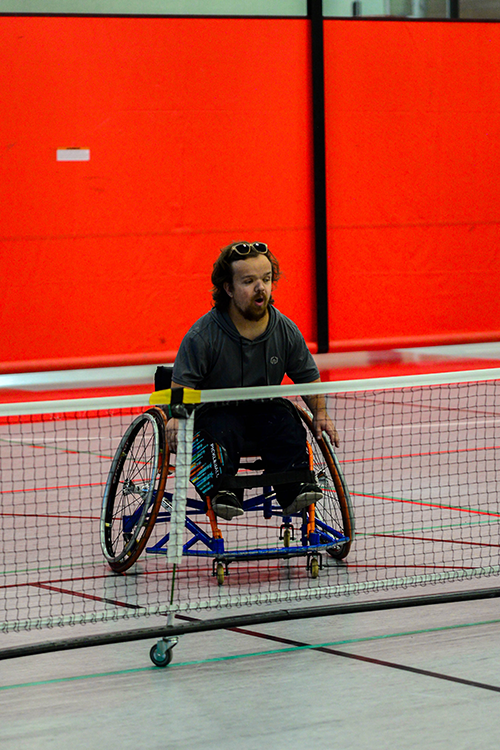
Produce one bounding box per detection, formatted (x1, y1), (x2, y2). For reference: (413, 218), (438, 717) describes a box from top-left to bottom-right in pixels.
(229, 242), (269, 257)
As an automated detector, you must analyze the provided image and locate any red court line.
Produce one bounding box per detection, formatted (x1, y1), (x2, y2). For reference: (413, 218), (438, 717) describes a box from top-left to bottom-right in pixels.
(0, 438), (114, 461)
(337, 391), (500, 419)
(0, 560), (328, 594)
(3, 568), (185, 588)
(338, 563), (484, 571)
(342, 443), (500, 464)
(0, 512), (99, 520)
(1, 557), (486, 595)
(353, 491), (500, 518)
(0, 408), (142, 425)
(0, 481), (106, 495)
(369, 532), (500, 548)
(0, 567), (212, 590)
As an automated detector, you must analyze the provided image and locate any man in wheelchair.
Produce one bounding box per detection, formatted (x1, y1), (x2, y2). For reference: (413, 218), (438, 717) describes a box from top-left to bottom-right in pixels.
(165, 241), (339, 521)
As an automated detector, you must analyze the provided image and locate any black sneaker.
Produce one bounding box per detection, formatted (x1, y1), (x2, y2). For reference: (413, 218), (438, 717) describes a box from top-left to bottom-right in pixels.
(211, 491), (244, 521)
(281, 483), (322, 516)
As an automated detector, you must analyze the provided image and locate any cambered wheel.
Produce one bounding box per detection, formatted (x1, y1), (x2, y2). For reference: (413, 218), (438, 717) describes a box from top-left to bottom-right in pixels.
(297, 407), (354, 560)
(100, 408), (168, 572)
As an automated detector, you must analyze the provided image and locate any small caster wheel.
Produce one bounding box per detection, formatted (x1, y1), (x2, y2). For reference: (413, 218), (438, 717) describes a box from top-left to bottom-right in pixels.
(310, 557), (319, 579)
(150, 643), (173, 668)
(216, 562), (225, 586)
(283, 528), (291, 548)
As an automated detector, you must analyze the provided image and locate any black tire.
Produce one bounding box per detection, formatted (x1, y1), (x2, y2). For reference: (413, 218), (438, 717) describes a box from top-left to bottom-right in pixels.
(100, 408), (168, 573)
(297, 407), (354, 560)
(149, 643), (173, 668)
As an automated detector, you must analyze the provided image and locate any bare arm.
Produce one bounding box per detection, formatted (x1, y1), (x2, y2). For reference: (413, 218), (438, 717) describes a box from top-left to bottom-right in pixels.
(167, 379), (338, 450)
(302, 378), (339, 448)
(165, 380), (183, 453)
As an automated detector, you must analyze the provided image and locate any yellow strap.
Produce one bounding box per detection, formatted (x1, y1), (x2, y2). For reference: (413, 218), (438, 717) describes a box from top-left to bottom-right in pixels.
(149, 388), (202, 406)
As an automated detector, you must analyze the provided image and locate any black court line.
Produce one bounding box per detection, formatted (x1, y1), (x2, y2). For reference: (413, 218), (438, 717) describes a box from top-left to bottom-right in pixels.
(30, 582), (139, 610)
(177, 613), (500, 694)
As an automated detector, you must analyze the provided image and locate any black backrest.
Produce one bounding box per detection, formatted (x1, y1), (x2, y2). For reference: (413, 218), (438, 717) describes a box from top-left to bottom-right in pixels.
(154, 365), (173, 391)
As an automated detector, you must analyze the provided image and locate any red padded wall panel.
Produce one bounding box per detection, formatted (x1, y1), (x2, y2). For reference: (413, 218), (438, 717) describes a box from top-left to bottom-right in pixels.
(0, 16), (314, 369)
(324, 20), (500, 349)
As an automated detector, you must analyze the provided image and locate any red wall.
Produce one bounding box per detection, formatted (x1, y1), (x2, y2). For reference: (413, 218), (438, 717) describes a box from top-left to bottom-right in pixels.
(2, 17), (500, 371)
(0, 16), (315, 370)
(324, 20), (500, 350)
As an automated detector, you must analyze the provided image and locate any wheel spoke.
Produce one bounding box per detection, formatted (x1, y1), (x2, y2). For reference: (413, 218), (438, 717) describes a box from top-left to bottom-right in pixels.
(100, 409), (168, 572)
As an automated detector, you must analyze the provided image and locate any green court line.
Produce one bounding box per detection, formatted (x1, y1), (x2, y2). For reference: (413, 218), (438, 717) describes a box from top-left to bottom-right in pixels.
(0, 434), (111, 452)
(0, 560), (103, 578)
(3, 517), (497, 578)
(358, 515), (500, 538)
(2, 615), (500, 692)
(356, 492), (500, 519)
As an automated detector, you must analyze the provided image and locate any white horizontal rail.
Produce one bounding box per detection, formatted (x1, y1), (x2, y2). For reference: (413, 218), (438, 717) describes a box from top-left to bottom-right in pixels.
(1, 367), (500, 417)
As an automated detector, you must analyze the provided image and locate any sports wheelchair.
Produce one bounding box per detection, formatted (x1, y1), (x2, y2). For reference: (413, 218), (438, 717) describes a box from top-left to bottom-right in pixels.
(100, 377), (354, 585)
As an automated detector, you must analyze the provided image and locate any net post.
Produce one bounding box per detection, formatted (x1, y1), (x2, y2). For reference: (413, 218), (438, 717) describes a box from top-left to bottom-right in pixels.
(166, 407), (195, 565)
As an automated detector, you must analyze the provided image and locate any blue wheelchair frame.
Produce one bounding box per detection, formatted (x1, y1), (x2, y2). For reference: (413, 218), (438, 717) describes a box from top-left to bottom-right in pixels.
(146, 489), (348, 563)
(140, 440), (351, 583)
(140, 368), (351, 578)
(101, 402), (353, 581)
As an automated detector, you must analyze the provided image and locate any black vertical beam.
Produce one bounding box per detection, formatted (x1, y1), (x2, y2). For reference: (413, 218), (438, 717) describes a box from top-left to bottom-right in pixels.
(308, 0), (329, 354)
(448, 0), (460, 18)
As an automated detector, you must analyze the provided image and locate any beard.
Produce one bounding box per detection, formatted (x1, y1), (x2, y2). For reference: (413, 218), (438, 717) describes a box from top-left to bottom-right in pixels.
(234, 295), (270, 322)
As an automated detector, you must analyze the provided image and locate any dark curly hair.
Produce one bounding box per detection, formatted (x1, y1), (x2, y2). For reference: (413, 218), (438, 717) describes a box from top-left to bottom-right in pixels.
(211, 242), (281, 311)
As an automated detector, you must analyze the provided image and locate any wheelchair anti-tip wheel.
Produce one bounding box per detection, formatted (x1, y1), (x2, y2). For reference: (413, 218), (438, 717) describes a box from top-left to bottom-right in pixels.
(297, 407), (354, 560)
(100, 408), (168, 573)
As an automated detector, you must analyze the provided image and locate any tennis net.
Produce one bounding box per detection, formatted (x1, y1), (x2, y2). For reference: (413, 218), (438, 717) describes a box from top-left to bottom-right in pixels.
(1, 369), (500, 635)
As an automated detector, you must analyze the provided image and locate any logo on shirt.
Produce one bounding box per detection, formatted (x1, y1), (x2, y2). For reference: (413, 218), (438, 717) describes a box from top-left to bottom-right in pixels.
(270, 356), (279, 365)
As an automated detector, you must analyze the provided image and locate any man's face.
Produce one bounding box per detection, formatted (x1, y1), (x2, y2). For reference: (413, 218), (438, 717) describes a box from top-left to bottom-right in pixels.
(225, 254), (273, 322)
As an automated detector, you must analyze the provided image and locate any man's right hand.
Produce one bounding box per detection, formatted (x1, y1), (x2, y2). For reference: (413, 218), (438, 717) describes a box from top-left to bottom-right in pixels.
(165, 380), (184, 453)
(166, 417), (179, 453)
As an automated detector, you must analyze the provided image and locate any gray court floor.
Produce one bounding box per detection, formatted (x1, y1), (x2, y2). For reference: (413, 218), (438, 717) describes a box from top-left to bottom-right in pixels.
(2, 594), (500, 749)
(2, 346), (500, 749)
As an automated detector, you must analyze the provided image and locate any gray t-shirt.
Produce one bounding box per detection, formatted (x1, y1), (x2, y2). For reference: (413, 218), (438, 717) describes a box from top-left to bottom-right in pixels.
(172, 306), (319, 389)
